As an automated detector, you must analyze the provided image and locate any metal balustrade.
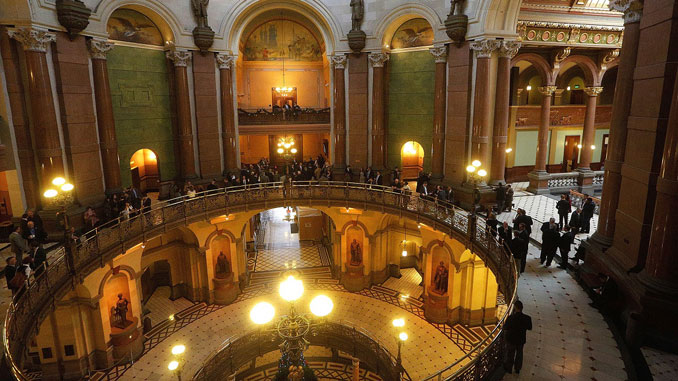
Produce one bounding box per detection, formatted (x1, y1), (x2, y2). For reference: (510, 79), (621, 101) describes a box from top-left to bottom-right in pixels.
(2, 181), (518, 381)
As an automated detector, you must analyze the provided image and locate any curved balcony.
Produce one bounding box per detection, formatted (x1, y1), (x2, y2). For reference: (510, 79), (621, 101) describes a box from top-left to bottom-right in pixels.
(3, 181), (518, 381)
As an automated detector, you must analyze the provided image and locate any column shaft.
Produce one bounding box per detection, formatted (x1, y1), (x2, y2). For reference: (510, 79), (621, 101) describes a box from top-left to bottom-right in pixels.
(431, 46), (447, 180)
(578, 88), (601, 170)
(596, 18), (641, 240)
(332, 56), (347, 170)
(91, 54), (121, 192)
(218, 55), (237, 173)
(490, 54), (512, 183)
(472, 56), (492, 165)
(371, 65), (385, 169)
(534, 88), (555, 172)
(167, 50), (197, 179)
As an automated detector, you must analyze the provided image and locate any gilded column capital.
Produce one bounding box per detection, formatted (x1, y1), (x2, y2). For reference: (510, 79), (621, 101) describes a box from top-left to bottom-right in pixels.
(87, 38), (114, 60)
(470, 39), (500, 58)
(429, 46), (448, 63)
(538, 86), (557, 96)
(330, 55), (347, 70)
(584, 86), (604, 97)
(216, 54), (235, 69)
(498, 41), (521, 59)
(166, 49), (192, 67)
(608, 0), (643, 24)
(7, 27), (56, 53)
(368, 52), (389, 68)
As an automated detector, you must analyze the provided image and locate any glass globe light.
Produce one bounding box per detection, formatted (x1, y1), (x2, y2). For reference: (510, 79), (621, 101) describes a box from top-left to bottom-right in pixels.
(401, 249), (407, 257)
(171, 344), (185, 355)
(290, 148), (298, 154)
(61, 183), (74, 192)
(505, 148), (513, 153)
(392, 318), (405, 328)
(477, 169), (487, 177)
(284, 143), (291, 149)
(44, 189), (58, 198)
(276, 87), (282, 92)
(250, 302), (275, 325)
(526, 85), (532, 91)
(590, 145), (596, 150)
(310, 295), (333, 317)
(168, 361), (179, 371)
(471, 160), (481, 168)
(279, 276), (304, 302)
(52, 177), (66, 186)
(399, 332), (408, 341)
(277, 148), (284, 154)
(577, 144), (583, 149)
(466, 165), (476, 173)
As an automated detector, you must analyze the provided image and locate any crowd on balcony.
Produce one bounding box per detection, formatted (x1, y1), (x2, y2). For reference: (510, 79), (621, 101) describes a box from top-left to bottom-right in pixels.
(4, 210), (49, 296)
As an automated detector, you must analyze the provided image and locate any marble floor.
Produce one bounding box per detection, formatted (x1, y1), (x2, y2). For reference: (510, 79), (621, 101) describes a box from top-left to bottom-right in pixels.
(143, 286), (194, 327)
(642, 347), (678, 380)
(381, 268), (423, 299)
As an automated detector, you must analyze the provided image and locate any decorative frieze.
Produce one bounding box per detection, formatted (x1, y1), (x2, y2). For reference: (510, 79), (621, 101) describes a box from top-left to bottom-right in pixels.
(166, 50), (192, 67)
(216, 54), (235, 69)
(517, 21), (623, 48)
(429, 46), (448, 63)
(330, 55), (347, 70)
(584, 87), (604, 97)
(608, 0), (643, 24)
(7, 28), (56, 53)
(470, 39), (500, 58)
(498, 41), (521, 59)
(368, 52), (389, 68)
(87, 39), (114, 60)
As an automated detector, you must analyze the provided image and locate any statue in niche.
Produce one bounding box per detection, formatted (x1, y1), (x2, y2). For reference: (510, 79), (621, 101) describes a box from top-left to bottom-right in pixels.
(350, 0), (364, 31)
(111, 293), (131, 329)
(432, 261), (449, 294)
(349, 238), (363, 266)
(450, 0), (465, 16)
(215, 251), (232, 278)
(191, 0), (210, 28)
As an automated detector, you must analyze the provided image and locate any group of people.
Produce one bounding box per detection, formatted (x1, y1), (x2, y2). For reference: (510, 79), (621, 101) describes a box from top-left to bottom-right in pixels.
(493, 182), (515, 214)
(5, 210), (49, 296)
(102, 186), (152, 225)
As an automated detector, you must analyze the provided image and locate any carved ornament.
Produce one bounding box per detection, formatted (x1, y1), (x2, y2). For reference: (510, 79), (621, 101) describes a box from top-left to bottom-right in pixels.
(216, 54), (235, 69)
(368, 52), (389, 68)
(331, 55), (347, 70)
(56, 0), (91, 40)
(538, 86), (557, 96)
(517, 21), (623, 48)
(498, 41), (521, 59)
(166, 50), (192, 67)
(470, 39), (500, 58)
(87, 39), (114, 60)
(429, 46), (448, 63)
(608, 0), (643, 24)
(8, 28), (56, 53)
(584, 87), (604, 97)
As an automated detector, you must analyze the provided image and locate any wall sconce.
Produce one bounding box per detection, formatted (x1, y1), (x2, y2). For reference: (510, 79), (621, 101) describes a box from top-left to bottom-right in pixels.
(505, 148), (513, 153)
(526, 85), (532, 91)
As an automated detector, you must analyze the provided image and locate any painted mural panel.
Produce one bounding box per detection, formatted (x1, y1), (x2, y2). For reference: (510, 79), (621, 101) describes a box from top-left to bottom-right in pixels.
(391, 18), (434, 49)
(243, 20), (322, 61)
(108, 9), (164, 46)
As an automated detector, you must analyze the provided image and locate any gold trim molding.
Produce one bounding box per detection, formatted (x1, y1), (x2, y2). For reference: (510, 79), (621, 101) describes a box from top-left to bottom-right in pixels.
(517, 21), (623, 48)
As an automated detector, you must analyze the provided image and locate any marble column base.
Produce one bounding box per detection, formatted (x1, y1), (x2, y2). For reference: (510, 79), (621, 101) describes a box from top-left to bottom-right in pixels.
(527, 170), (551, 194)
(110, 317), (144, 363)
(341, 263), (367, 292)
(213, 273), (240, 305)
(424, 292), (448, 323)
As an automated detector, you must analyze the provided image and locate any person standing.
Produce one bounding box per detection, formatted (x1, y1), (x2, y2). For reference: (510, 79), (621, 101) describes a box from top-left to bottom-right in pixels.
(504, 185), (514, 212)
(558, 226), (575, 269)
(4, 257), (18, 294)
(581, 197), (596, 233)
(509, 231), (526, 277)
(556, 194), (571, 229)
(503, 300), (532, 375)
(540, 218), (560, 267)
(486, 212), (499, 238)
(495, 183), (506, 215)
(9, 225), (27, 260)
(498, 221), (513, 251)
(570, 208), (583, 234)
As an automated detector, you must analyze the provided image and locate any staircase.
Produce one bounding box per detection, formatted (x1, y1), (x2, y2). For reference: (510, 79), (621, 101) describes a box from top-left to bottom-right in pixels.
(248, 266), (336, 289)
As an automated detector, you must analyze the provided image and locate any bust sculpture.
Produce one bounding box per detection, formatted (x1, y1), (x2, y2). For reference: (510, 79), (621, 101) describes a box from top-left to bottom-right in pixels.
(215, 251), (232, 278)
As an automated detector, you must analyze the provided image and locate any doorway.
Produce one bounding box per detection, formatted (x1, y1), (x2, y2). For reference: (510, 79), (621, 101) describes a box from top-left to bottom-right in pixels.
(130, 149), (160, 192)
(562, 135), (581, 172)
(401, 141), (424, 179)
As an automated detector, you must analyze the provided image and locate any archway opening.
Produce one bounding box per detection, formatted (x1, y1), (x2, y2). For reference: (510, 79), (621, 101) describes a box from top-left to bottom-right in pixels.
(130, 149), (159, 192)
(401, 141), (424, 180)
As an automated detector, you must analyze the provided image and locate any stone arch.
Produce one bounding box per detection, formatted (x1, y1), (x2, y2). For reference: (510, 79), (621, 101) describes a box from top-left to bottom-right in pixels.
(512, 53), (555, 85)
(471, 0), (523, 39)
(559, 55), (601, 86)
(220, 0), (342, 55)
(373, 3), (443, 48)
(204, 228), (238, 249)
(95, 0), (180, 44)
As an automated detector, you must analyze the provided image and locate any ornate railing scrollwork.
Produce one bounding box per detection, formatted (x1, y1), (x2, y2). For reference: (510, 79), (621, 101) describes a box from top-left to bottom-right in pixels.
(3, 181), (518, 381)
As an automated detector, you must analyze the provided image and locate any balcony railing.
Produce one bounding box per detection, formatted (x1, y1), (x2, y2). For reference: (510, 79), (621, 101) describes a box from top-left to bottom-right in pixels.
(238, 108), (330, 125)
(3, 181), (518, 381)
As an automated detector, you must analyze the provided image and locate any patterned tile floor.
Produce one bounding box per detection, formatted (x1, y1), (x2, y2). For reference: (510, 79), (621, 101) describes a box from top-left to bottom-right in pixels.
(381, 268), (423, 299)
(143, 286), (194, 327)
(642, 347), (678, 380)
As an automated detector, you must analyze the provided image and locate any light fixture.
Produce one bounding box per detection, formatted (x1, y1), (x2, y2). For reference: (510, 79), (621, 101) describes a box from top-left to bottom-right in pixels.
(471, 160), (481, 167)
(577, 144), (583, 149)
(466, 165), (476, 173)
(169, 314), (175, 321)
(505, 148), (513, 153)
(61, 183), (74, 192)
(277, 148), (284, 154)
(417, 223), (421, 229)
(590, 145), (596, 150)
(290, 148), (298, 154)
(168, 361), (179, 371)
(526, 85), (532, 91)
(567, 86), (571, 91)
(279, 275), (304, 302)
(250, 302), (275, 325)
(392, 318), (405, 328)
(52, 177), (66, 186)
(310, 295), (334, 317)
(402, 227), (408, 257)
(477, 169), (487, 177)
(171, 345), (185, 356)
(44, 189), (58, 198)
(399, 332), (409, 341)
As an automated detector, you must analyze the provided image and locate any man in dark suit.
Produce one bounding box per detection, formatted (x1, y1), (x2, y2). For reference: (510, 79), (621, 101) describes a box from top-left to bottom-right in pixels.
(540, 218), (560, 267)
(558, 226), (575, 269)
(4, 257), (17, 293)
(509, 231), (526, 277)
(495, 182), (505, 214)
(29, 240), (47, 277)
(556, 194), (571, 229)
(503, 300), (532, 374)
(498, 222), (513, 248)
(570, 208), (583, 234)
(373, 171), (383, 185)
(581, 197), (596, 233)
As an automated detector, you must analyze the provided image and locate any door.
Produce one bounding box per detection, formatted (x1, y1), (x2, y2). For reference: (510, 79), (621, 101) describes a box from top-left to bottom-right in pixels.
(562, 135), (581, 172)
(131, 166), (142, 191)
(600, 134), (609, 166)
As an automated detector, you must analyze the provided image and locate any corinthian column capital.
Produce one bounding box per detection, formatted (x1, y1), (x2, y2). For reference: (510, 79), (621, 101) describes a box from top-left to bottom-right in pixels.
(330, 55), (347, 69)
(429, 46), (448, 63)
(216, 54), (235, 69)
(609, 0), (643, 24)
(8, 27), (56, 53)
(498, 41), (521, 59)
(368, 52), (389, 68)
(87, 38), (114, 60)
(166, 49), (192, 67)
(470, 39), (501, 58)
(538, 86), (557, 96)
(584, 86), (604, 97)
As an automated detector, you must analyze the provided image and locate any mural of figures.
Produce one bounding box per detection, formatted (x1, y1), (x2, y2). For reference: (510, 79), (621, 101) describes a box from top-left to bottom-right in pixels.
(391, 18), (434, 49)
(346, 226), (364, 266)
(107, 9), (164, 46)
(243, 20), (323, 61)
(432, 261), (449, 294)
(211, 235), (233, 278)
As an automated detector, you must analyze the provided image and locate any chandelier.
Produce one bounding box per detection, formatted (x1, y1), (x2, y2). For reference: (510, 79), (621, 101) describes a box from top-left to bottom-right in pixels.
(277, 136), (297, 156)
